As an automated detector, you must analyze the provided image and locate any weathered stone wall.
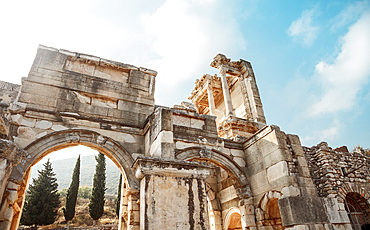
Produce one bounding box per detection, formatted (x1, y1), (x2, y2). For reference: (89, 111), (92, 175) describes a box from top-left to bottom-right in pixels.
(304, 142), (370, 224)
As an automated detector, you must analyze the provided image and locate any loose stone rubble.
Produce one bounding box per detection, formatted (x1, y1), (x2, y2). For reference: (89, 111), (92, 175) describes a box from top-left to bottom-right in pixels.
(0, 45), (368, 230)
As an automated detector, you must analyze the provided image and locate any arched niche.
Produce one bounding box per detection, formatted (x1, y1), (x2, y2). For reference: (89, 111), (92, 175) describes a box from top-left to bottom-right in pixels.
(257, 191), (284, 230)
(175, 147), (249, 188)
(224, 208), (242, 230)
(176, 147), (253, 230)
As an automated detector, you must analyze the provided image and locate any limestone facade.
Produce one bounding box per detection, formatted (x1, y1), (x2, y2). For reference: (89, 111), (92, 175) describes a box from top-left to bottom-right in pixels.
(0, 45), (368, 230)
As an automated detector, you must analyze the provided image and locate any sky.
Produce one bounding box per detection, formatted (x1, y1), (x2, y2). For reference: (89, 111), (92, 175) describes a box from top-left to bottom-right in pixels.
(1, 0), (369, 164)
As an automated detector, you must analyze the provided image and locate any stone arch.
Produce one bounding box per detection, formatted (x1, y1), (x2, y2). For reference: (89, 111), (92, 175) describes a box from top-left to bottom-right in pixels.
(12, 129), (139, 189)
(256, 191), (284, 230)
(224, 208), (242, 230)
(176, 147), (253, 230)
(338, 182), (370, 221)
(175, 147), (249, 188)
(345, 193), (369, 229)
(2, 129), (140, 230)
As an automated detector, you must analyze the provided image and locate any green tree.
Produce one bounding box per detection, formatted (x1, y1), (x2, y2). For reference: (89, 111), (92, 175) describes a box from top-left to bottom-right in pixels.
(115, 174), (122, 217)
(88, 153), (106, 223)
(78, 185), (92, 199)
(20, 159), (60, 228)
(63, 155), (80, 229)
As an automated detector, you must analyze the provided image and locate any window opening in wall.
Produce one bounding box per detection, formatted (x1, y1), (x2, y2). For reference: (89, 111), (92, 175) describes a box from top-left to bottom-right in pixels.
(345, 196), (367, 230)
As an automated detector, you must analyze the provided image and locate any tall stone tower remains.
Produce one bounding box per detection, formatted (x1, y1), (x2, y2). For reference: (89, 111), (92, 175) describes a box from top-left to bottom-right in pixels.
(0, 46), (368, 230)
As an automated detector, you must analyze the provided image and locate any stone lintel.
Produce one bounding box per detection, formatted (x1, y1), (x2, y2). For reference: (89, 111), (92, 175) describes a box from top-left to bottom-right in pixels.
(132, 156), (213, 180)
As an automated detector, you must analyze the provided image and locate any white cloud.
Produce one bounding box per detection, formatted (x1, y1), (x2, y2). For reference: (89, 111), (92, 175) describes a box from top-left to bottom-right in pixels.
(330, 1), (370, 32)
(287, 9), (319, 46)
(308, 12), (370, 116)
(141, 0), (246, 105)
(320, 119), (341, 141)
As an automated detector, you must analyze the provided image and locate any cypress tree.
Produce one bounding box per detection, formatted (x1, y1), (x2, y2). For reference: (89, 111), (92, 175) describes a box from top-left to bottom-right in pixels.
(20, 159), (60, 228)
(63, 155), (80, 228)
(115, 174), (122, 217)
(88, 153), (106, 222)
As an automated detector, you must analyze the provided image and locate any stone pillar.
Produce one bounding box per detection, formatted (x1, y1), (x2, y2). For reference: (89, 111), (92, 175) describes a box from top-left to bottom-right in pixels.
(209, 210), (222, 230)
(239, 198), (257, 230)
(126, 189), (140, 230)
(118, 182), (128, 230)
(218, 66), (234, 116)
(132, 156), (212, 230)
(206, 79), (216, 116)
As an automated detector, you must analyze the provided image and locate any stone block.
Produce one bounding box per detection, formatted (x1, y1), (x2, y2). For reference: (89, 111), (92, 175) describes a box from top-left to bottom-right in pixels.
(337, 203), (345, 211)
(231, 149), (245, 158)
(250, 170), (268, 189)
(297, 156), (308, 168)
(51, 124), (68, 131)
(175, 141), (197, 149)
(17, 127), (36, 139)
(0, 220), (11, 229)
(338, 211), (350, 223)
(267, 161), (289, 182)
(323, 198), (341, 224)
(219, 186), (238, 204)
(281, 185), (301, 197)
(11, 115), (36, 127)
(242, 214), (256, 227)
(7, 190), (18, 203)
(38, 48), (67, 70)
(36, 131), (48, 139)
(295, 225), (309, 230)
(233, 157), (246, 167)
(172, 114), (191, 127)
(6, 182), (20, 191)
(291, 144), (305, 157)
(18, 92), (57, 108)
(13, 136), (33, 149)
(122, 133), (136, 143)
(118, 99), (152, 115)
(3, 206), (14, 221)
(190, 118), (204, 129)
(91, 97), (117, 108)
(35, 120), (53, 129)
(278, 196), (329, 226)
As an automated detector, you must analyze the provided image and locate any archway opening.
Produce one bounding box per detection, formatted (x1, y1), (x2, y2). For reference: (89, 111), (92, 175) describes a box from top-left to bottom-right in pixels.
(264, 198), (283, 230)
(176, 147), (252, 230)
(23, 145), (124, 228)
(227, 212), (242, 230)
(345, 193), (368, 230)
(5, 130), (139, 230)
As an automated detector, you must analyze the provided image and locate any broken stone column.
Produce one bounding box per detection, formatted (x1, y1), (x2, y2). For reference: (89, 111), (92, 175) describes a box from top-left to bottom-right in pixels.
(132, 156), (213, 230)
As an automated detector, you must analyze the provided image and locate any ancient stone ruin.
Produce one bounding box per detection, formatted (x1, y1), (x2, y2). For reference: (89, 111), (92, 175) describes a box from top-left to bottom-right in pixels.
(0, 45), (369, 230)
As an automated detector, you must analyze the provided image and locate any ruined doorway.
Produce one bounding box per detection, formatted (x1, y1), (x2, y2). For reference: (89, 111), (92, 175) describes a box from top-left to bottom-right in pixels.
(345, 194), (368, 230)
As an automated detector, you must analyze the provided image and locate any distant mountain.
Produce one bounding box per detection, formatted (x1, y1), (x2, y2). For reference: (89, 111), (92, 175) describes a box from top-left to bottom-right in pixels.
(30, 155), (121, 195)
